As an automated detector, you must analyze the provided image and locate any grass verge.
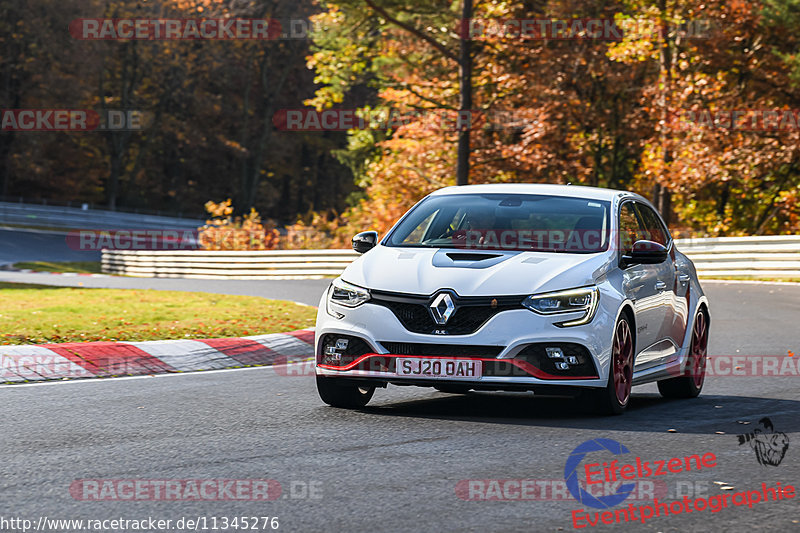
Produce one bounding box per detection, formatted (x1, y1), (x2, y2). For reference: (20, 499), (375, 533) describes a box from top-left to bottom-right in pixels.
(12, 261), (103, 274)
(0, 282), (316, 344)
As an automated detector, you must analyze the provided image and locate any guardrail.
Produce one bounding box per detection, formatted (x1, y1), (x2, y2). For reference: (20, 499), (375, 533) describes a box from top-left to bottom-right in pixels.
(102, 249), (359, 279)
(0, 201), (203, 231)
(101, 235), (800, 280)
(675, 235), (800, 279)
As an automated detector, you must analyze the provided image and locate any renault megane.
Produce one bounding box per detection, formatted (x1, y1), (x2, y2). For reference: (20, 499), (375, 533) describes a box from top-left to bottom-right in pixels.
(314, 184), (710, 415)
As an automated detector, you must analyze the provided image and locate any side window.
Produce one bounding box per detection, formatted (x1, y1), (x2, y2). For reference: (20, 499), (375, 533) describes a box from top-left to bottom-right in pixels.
(618, 202), (642, 255)
(635, 203), (670, 246)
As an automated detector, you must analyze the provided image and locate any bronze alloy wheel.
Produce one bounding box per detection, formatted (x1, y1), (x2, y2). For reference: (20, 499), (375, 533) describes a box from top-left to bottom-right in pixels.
(657, 309), (710, 399)
(612, 318), (634, 406)
(591, 315), (635, 415)
(689, 311), (709, 388)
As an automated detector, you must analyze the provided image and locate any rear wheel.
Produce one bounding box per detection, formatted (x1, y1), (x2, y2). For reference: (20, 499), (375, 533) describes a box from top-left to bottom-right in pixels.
(592, 315), (634, 415)
(316, 376), (375, 408)
(657, 309), (708, 399)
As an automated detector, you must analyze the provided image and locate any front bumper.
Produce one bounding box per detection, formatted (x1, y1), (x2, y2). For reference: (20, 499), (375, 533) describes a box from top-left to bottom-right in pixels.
(314, 287), (619, 390)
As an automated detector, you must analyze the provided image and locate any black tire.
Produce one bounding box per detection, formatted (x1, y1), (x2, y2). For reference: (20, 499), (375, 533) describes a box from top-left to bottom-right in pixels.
(591, 314), (635, 416)
(657, 377), (699, 399)
(434, 385), (472, 394)
(657, 310), (708, 399)
(316, 376), (375, 408)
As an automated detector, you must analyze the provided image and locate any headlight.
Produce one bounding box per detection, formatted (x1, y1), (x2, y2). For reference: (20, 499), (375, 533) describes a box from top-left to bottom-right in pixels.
(326, 278), (370, 318)
(522, 286), (599, 327)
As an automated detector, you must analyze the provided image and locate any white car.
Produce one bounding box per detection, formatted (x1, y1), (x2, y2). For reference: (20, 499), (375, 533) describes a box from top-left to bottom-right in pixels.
(314, 184), (710, 415)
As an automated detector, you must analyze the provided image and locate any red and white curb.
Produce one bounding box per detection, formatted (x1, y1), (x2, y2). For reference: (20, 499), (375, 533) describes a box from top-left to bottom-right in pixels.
(0, 329), (315, 384)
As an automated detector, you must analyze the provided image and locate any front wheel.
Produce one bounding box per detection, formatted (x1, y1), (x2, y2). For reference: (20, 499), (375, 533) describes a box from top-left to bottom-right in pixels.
(316, 376), (375, 408)
(591, 315), (634, 415)
(657, 309), (708, 399)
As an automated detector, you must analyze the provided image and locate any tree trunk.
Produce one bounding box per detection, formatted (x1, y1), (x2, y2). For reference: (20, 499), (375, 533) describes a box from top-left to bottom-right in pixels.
(456, 0), (473, 186)
(656, 0), (673, 224)
(242, 47), (296, 210)
(107, 140), (121, 211)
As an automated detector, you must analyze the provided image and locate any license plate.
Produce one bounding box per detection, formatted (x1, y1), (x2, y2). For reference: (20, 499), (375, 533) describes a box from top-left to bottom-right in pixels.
(396, 358), (482, 379)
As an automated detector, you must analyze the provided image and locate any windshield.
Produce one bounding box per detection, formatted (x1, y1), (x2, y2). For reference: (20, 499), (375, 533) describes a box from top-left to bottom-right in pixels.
(385, 193), (611, 253)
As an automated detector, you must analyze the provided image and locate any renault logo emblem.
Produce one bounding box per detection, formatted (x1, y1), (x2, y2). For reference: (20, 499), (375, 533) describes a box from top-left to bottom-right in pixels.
(430, 293), (455, 325)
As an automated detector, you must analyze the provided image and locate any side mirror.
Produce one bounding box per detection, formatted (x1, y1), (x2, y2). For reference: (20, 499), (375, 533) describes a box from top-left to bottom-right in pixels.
(622, 240), (668, 266)
(352, 231), (378, 254)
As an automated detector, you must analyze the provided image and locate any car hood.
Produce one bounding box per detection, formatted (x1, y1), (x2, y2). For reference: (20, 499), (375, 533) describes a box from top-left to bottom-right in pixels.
(341, 245), (614, 296)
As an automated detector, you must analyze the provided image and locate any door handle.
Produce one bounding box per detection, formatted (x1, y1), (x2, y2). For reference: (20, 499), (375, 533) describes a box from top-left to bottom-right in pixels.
(655, 280), (667, 291)
(678, 273), (690, 283)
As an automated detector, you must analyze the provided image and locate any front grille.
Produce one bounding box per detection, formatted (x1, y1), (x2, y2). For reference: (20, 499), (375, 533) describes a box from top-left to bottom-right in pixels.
(379, 342), (503, 357)
(370, 290), (525, 335)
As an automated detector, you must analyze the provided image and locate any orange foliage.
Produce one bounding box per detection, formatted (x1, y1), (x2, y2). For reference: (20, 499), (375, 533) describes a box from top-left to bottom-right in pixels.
(301, 0), (800, 239)
(198, 199), (280, 250)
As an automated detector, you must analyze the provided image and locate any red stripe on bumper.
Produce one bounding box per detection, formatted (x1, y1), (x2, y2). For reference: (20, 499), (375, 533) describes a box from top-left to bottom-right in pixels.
(318, 353), (598, 380)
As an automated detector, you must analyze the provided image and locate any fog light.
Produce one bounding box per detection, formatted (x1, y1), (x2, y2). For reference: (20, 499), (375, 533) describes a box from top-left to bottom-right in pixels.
(515, 342), (599, 379)
(320, 334), (373, 368)
(322, 339), (347, 365)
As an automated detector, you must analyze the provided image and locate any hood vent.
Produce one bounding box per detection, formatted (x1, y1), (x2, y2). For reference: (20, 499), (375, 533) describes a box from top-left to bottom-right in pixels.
(445, 253), (503, 262)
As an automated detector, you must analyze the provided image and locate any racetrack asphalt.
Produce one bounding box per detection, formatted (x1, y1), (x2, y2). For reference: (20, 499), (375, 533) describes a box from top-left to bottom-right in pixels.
(0, 227), (101, 264)
(1, 281), (798, 532)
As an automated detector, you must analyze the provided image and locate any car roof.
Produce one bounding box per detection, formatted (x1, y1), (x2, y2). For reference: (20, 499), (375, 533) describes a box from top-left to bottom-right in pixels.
(428, 183), (641, 203)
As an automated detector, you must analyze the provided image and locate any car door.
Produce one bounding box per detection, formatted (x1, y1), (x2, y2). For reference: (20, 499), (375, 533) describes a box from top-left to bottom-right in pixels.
(618, 201), (663, 365)
(634, 202), (689, 351)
